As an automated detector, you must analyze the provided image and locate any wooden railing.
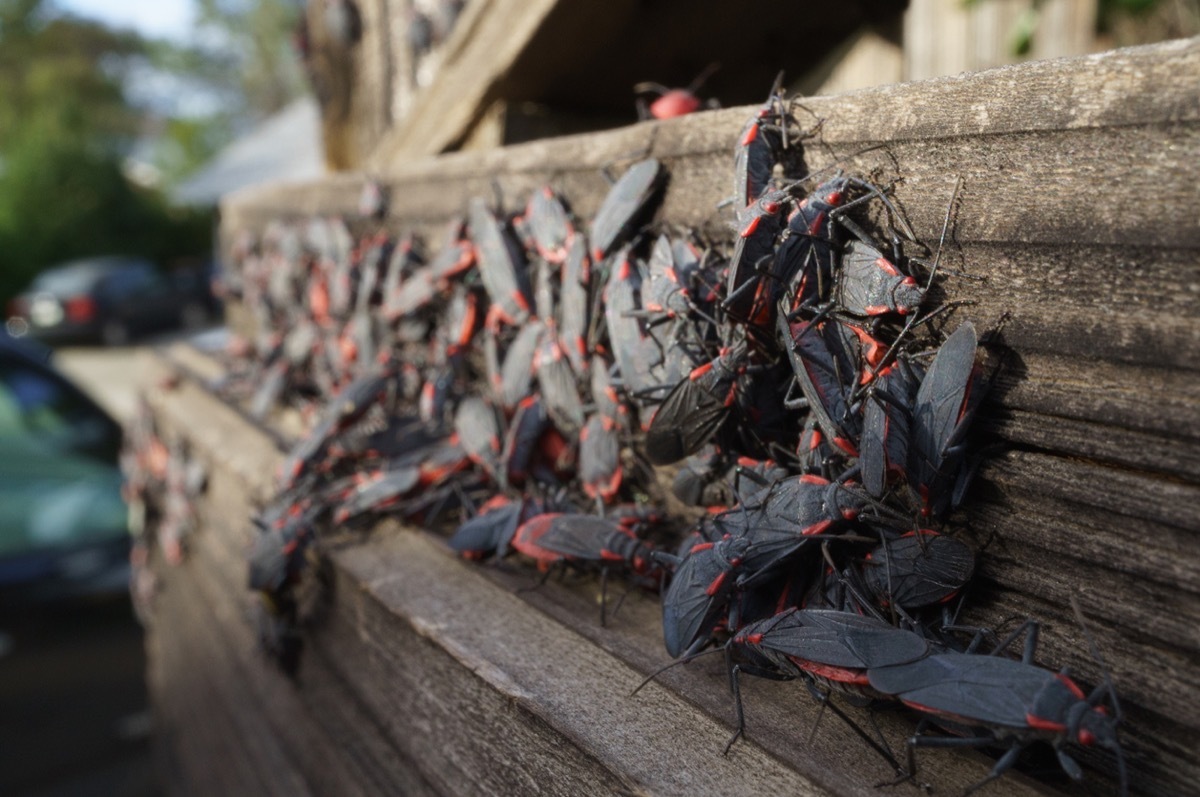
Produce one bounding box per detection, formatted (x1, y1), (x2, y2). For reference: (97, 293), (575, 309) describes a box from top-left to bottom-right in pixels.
(147, 39), (1199, 796)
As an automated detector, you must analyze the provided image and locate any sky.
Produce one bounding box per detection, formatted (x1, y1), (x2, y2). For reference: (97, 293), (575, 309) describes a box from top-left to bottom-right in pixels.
(53, 0), (225, 117)
(56, 0), (196, 41)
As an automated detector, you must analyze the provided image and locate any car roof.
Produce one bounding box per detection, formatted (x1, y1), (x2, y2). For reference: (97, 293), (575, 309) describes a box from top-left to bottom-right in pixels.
(27, 256), (156, 293)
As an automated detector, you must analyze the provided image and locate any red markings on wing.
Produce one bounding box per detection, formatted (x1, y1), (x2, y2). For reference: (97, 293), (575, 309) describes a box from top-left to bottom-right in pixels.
(875, 256), (900, 277)
(1026, 713), (1067, 733)
(797, 659), (871, 686)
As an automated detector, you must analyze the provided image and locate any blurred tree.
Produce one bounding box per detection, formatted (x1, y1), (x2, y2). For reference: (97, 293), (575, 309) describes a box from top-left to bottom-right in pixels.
(194, 0), (307, 117)
(0, 0), (211, 303)
(141, 0), (307, 186)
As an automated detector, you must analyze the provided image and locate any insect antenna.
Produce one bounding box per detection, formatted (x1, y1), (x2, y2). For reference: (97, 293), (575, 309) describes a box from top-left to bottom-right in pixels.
(630, 646), (726, 697)
(1069, 594), (1124, 721)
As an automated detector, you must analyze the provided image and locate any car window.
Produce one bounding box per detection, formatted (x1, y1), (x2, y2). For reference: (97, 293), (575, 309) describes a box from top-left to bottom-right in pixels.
(0, 357), (120, 462)
(29, 265), (99, 295)
(100, 265), (159, 300)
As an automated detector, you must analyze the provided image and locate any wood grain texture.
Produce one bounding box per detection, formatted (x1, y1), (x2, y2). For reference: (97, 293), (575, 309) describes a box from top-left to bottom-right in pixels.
(192, 40), (1200, 797)
(366, 0), (565, 160)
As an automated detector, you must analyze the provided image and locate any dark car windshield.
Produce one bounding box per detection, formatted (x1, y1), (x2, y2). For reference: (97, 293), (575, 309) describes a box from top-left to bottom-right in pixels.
(0, 356), (121, 462)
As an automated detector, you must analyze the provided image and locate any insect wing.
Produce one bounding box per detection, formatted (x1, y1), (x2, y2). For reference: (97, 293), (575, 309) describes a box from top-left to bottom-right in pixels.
(525, 186), (573, 263)
(580, 414), (622, 500)
(661, 537), (747, 658)
(590, 159), (664, 261)
(535, 334), (585, 434)
(558, 235), (592, 375)
(449, 500), (523, 559)
(386, 268), (436, 319)
(869, 653), (1052, 729)
(644, 376), (728, 466)
(536, 514), (626, 561)
(467, 198), (532, 324)
(864, 533), (975, 610)
(782, 318), (861, 454)
(503, 395), (549, 483)
(909, 323), (979, 509)
(604, 253), (656, 396)
(455, 397), (502, 479)
(498, 320), (545, 410)
(428, 240), (476, 285)
(337, 466), (421, 521)
(837, 240), (922, 317)
(861, 363), (920, 497)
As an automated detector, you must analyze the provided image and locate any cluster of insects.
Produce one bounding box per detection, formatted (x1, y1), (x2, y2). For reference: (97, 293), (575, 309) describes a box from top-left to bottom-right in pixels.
(221, 78), (1128, 794)
(121, 391), (208, 620)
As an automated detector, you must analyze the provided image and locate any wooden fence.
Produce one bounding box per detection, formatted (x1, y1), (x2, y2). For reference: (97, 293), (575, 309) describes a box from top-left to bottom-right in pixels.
(147, 39), (1199, 796)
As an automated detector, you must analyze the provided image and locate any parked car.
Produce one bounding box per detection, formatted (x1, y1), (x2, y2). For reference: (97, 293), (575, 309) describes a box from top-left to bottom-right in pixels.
(0, 332), (154, 795)
(5, 255), (219, 346)
(0, 331), (129, 603)
(169, 257), (224, 330)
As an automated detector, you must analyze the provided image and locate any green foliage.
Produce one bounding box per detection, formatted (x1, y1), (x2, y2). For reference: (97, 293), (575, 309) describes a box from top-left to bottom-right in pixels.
(140, 0), (305, 184)
(152, 113), (238, 186)
(0, 0), (213, 303)
(183, 0), (306, 119)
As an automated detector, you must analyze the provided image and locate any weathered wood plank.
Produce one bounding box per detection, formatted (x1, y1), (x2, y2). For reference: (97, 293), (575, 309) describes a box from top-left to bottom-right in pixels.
(147, 378), (443, 796)
(333, 532), (828, 796)
(462, 536), (1059, 797)
(226, 39), (1200, 237)
(189, 40), (1200, 797)
(145, 346), (1130, 796)
(366, 0), (568, 160)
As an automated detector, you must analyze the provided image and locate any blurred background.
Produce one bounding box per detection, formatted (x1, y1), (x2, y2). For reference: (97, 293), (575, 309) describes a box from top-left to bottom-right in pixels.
(0, 0), (1193, 795)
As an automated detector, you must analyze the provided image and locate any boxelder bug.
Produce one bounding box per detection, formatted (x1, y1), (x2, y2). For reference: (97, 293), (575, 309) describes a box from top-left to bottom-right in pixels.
(278, 366), (393, 488)
(836, 239), (924, 318)
(454, 396), (503, 484)
(428, 238), (477, 289)
(722, 474), (867, 588)
(779, 317), (863, 458)
(604, 249), (658, 400)
(640, 234), (700, 322)
(519, 186), (575, 265)
(496, 319), (545, 411)
(724, 186), (792, 327)
(867, 616), (1127, 796)
(467, 197), (533, 327)
(448, 495), (525, 560)
(656, 533), (751, 658)
(860, 359), (922, 498)
(732, 72), (802, 210)
(721, 607), (932, 760)
(590, 158), (666, 262)
(908, 322), (987, 519)
(633, 63), (718, 120)
(773, 176), (851, 314)
(384, 267), (437, 321)
(512, 512), (660, 624)
(732, 608), (932, 700)
(861, 531), (975, 614)
(502, 394), (550, 485)
(643, 337), (748, 466)
(332, 465), (422, 524)
(579, 413), (622, 503)
(557, 234), (592, 377)
(534, 330), (585, 435)
(381, 232), (422, 306)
